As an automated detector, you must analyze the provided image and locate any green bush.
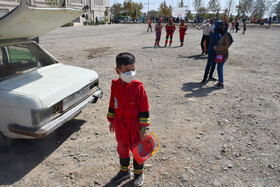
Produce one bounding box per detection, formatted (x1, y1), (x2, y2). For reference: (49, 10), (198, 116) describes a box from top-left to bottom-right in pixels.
(87, 21), (95, 25)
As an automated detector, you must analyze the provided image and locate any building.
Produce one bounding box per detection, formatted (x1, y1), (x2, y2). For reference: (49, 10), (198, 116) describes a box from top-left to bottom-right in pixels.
(0, 0), (110, 25)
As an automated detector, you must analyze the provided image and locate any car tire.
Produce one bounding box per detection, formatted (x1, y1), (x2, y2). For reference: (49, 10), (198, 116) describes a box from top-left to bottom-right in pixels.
(0, 132), (11, 153)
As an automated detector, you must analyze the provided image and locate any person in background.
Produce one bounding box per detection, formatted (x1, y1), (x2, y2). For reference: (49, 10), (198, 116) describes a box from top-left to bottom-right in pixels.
(230, 21), (235, 32)
(165, 18), (176, 47)
(196, 19), (210, 54)
(179, 19), (187, 47)
(154, 18), (163, 47)
(95, 16), (99, 26)
(235, 19), (239, 33)
(242, 18), (246, 34)
(147, 18), (152, 32)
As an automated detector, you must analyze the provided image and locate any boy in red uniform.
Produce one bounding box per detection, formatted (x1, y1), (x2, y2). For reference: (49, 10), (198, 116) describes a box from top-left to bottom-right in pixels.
(154, 18), (163, 47)
(179, 19), (187, 47)
(107, 52), (150, 186)
(147, 18), (152, 32)
(165, 18), (176, 47)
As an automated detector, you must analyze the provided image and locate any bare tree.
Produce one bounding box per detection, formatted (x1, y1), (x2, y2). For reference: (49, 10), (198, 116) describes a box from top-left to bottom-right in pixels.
(178, 0), (184, 7)
(251, 0), (267, 19)
(208, 0), (221, 16)
(226, 0), (235, 17)
(236, 0), (254, 17)
(266, 0), (278, 16)
(275, 1), (280, 17)
(193, 0), (203, 13)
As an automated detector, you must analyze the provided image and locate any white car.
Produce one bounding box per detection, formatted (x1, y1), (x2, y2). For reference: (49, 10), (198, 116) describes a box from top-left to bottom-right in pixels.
(0, 1), (102, 152)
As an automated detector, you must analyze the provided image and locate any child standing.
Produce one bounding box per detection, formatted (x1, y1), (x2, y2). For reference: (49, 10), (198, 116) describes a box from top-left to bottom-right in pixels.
(179, 19), (187, 47)
(154, 18), (163, 47)
(147, 18), (152, 32)
(107, 52), (150, 186)
(165, 18), (176, 47)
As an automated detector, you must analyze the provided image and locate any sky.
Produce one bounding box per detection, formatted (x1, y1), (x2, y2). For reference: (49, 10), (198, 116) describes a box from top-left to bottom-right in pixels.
(110, 0), (227, 14)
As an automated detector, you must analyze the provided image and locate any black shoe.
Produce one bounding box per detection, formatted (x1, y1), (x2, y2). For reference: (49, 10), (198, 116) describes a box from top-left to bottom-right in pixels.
(164, 44), (167, 47)
(134, 173), (144, 187)
(169, 44), (171, 47)
(201, 52), (204, 54)
(215, 83), (224, 89)
(208, 77), (217, 81)
(201, 78), (207, 83)
(111, 170), (131, 183)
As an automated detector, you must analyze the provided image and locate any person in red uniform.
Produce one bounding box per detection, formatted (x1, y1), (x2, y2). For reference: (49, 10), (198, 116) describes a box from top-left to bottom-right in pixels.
(154, 18), (163, 47)
(165, 18), (176, 47)
(179, 19), (187, 47)
(107, 52), (150, 186)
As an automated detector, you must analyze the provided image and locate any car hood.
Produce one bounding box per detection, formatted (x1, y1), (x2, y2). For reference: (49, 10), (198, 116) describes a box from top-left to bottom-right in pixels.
(0, 0), (87, 41)
(0, 64), (99, 108)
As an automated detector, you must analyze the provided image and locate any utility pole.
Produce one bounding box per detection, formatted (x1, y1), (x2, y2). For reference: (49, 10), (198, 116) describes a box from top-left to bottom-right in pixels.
(148, 0), (149, 18)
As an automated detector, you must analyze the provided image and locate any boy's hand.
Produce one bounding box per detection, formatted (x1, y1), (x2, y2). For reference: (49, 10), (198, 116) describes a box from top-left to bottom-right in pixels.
(139, 130), (147, 141)
(109, 123), (114, 133)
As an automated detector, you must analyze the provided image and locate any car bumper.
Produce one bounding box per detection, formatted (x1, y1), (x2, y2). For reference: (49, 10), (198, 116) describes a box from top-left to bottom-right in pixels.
(8, 88), (103, 138)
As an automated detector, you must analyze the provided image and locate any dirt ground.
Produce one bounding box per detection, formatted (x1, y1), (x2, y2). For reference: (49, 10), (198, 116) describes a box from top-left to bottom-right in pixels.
(0, 23), (279, 187)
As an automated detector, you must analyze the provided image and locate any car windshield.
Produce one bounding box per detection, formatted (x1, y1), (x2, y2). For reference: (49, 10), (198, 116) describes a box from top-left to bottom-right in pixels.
(0, 42), (56, 80)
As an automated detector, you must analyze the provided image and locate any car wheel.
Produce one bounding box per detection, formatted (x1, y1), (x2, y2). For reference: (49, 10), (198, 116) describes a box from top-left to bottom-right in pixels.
(0, 132), (11, 153)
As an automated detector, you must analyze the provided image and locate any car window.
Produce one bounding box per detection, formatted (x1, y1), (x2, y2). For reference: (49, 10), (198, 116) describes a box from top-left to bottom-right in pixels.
(0, 44), (39, 79)
(8, 45), (37, 64)
(0, 43), (57, 80)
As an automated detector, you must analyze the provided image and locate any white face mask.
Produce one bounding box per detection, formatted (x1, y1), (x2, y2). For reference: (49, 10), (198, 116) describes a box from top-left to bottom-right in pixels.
(120, 70), (136, 83)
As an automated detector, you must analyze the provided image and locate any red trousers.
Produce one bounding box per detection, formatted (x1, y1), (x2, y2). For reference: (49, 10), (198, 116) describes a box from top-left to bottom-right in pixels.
(114, 118), (141, 158)
(165, 32), (174, 44)
(180, 31), (186, 45)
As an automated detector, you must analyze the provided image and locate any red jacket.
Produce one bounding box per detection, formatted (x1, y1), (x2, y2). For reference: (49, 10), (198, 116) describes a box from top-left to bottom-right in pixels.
(155, 23), (163, 32)
(179, 23), (187, 33)
(107, 78), (150, 127)
(166, 23), (176, 33)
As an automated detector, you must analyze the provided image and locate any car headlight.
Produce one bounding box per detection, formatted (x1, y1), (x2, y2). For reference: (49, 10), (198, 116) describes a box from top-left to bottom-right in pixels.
(31, 102), (62, 126)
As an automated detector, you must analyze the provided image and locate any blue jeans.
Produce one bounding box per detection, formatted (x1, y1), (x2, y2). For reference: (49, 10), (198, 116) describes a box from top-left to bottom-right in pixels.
(217, 61), (225, 83)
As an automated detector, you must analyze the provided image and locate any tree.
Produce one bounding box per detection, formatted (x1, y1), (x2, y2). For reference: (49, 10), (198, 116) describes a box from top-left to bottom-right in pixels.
(276, 2), (280, 17)
(186, 10), (194, 20)
(178, 0), (184, 7)
(132, 2), (143, 19)
(251, 0), (267, 20)
(225, 0), (235, 18)
(111, 3), (123, 18)
(123, 0), (134, 17)
(149, 10), (160, 18)
(197, 7), (208, 20)
(193, 0), (203, 13)
(236, 0), (254, 17)
(208, 0), (221, 17)
(159, 1), (172, 17)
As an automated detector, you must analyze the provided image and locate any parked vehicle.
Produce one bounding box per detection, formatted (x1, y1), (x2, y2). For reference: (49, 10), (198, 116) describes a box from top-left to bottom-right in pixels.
(0, 1), (102, 152)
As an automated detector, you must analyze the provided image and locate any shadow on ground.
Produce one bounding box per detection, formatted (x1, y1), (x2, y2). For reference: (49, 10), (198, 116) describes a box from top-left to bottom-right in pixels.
(182, 81), (217, 97)
(103, 178), (134, 187)
(179, 54), (208, 60)
(0, 119), (86, 185)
